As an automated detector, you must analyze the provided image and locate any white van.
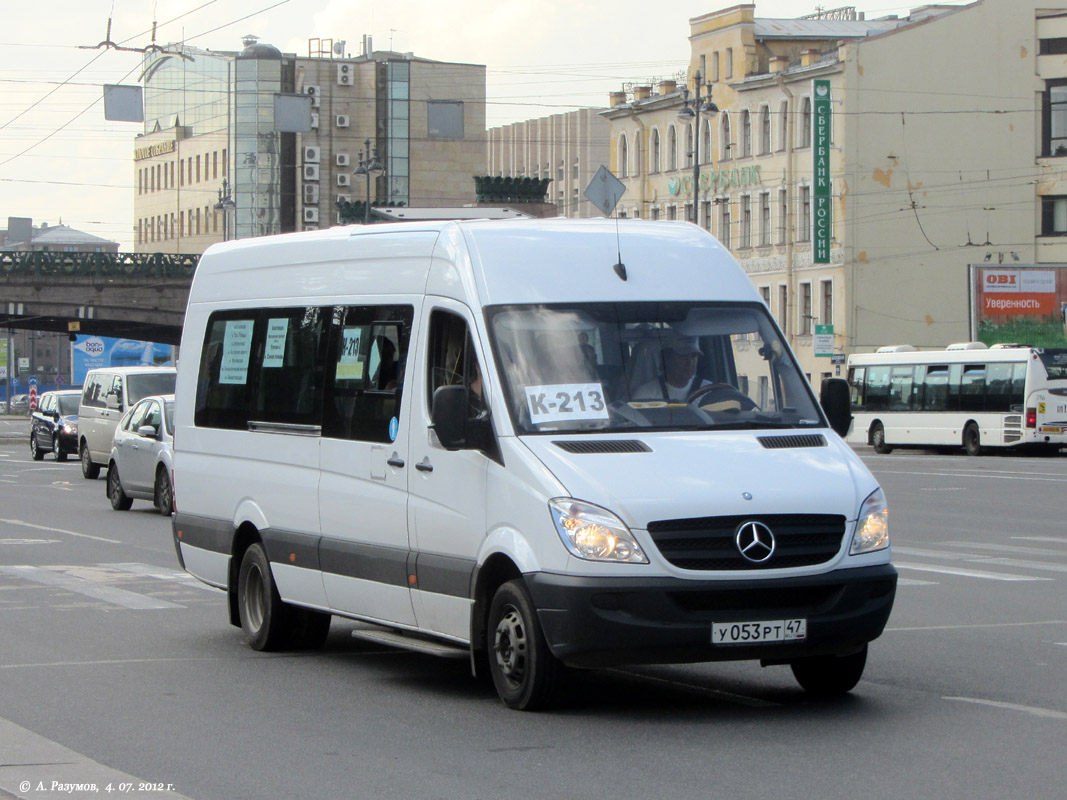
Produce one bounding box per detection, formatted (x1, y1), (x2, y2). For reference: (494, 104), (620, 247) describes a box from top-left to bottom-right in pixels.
(78, 366), (176, 479)
(172, 218), (896, 709)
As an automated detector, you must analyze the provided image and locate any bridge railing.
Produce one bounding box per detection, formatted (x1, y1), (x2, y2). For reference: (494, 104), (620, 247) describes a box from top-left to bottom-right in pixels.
(0, 252), (200, 278)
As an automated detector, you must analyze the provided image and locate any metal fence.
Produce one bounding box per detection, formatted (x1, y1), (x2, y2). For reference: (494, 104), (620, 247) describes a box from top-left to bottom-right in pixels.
(0, 252), (200, 278)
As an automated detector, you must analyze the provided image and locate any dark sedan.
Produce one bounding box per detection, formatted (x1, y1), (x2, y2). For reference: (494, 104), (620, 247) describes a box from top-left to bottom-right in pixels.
(30, 390), (82, 461)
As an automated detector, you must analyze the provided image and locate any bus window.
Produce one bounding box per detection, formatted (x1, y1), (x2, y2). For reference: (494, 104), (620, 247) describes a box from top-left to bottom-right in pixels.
(986, 363), (1013, 412)
(959, 364), (986, 412)
(1011, 363), (1026, 409)
(866, 366), (890, 411)
(849, 367), (865, 409)
(889, 365), (914, 411)
(922, 365), (949, 411)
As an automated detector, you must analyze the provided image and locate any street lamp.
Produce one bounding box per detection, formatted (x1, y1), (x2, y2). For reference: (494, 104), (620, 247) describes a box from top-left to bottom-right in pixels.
(213, 178), (236, 241)
(354, 138), (384, 225)
(677, 70), (718, 227)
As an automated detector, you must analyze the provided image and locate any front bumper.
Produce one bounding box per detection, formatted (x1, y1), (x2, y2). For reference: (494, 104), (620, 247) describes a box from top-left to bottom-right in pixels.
(526, 564), (897, 668)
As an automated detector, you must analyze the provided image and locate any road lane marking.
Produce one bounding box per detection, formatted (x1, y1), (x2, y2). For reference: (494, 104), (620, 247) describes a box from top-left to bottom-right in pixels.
(943, 696), (1067, 720)
(875, 469), (1067, 483)
(894, 547), (1067, 575)
(0, 566), (182, 609)
(893, 561), (1051, 581)
(0, 517), (120, 544)
(0, 538), (60, 545)
(942, 541), (1067, 557)
(887, 620), (1067, 632)
(1013, 536), (1067, 545)
(106, 562), (218, 592)
(898, 577), (939, 586)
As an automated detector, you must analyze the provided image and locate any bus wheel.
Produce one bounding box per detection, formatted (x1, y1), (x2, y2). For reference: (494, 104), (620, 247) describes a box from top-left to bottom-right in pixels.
(791, 644), (867, 696)
(238, 543), (295, 651)
(964, 423), (983, 456)
(871, 423), (892, 454)
(487, 579), (561, 710)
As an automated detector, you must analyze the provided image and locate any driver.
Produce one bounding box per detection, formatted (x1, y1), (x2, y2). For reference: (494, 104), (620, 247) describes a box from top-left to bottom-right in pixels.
(635, 334), (712, 402)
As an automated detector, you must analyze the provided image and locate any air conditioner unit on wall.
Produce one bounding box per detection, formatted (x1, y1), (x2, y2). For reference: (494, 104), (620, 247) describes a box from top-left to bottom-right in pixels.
(310, 112), (319, 130)
(336, 194), (351, 204)
(305, 85), (320, 108)
(303, 145), (320, 163)
(337, 64), (353, 85)
(304, 208), (319, 223)
(336, 114), (350, 128)
(303, 184), (319, 203)
(303, 164), (320, 181)
(337, 173), (351, 187)
(336, 153), (350, 167)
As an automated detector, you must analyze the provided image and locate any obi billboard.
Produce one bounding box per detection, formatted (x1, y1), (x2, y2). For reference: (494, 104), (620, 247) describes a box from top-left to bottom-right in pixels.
(970, 265), (1067, 347)
(72, 336), (175, 385)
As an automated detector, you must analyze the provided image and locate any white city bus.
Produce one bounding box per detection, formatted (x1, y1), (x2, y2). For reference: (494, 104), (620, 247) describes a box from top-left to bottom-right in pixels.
(847, 343), (1067, 455)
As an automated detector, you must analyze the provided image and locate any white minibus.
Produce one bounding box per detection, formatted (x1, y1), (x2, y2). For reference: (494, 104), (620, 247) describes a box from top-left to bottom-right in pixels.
(172, 218), (896, 709)
(847, 344), (1067, 455)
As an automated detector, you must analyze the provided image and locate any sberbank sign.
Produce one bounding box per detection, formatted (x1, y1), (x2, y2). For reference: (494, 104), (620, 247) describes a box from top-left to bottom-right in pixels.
(668, 165), (762, 197)
(812, 79), (832, 264)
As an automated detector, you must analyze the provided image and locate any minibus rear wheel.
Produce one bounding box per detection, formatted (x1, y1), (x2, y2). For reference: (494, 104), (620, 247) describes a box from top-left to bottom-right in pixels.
(790, 644), (867, 696)
(238, 543), (293, 651)
(487, 579), (561, 710)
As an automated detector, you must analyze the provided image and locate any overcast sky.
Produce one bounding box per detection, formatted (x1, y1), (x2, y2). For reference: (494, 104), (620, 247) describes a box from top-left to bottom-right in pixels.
(0, 0), (971, 249)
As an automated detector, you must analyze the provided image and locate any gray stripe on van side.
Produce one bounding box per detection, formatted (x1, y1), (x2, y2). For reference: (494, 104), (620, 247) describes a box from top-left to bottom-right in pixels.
(415, 553), (476, 598)
(319, 538), (411, 589)
(261, 529), (321, 572)
(173, 513), (232, 555)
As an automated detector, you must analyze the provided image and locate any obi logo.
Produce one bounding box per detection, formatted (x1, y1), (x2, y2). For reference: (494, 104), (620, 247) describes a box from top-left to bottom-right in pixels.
(985, 274), (1017, 286)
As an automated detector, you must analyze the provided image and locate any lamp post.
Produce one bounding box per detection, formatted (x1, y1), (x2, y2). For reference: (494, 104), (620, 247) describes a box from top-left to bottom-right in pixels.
(354, 138), (384, 225)
(213, 178), (236, 241)
(677, 70), (718, 227)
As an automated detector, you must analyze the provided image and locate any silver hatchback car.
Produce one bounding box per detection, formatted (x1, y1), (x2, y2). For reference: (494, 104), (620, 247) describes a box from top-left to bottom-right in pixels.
(106, 394), (174, 515)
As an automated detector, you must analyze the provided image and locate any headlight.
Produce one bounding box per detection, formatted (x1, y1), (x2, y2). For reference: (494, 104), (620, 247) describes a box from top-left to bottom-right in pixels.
(549, 498), (648, 563)
(62, 423), (77, 434)
(851, 487), (889, 555)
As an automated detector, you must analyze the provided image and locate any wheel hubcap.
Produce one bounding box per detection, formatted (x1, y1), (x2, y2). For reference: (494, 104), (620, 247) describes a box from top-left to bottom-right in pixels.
(493, 606), (527, 683)
(243, 564), (266, 632)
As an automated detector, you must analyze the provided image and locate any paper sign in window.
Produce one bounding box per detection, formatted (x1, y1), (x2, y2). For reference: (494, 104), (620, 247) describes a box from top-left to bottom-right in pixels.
(263, 318), (289, 367)
(525, 383), (608, 425)
(220, 320), (253, 385)
(336, 326), (365, 381)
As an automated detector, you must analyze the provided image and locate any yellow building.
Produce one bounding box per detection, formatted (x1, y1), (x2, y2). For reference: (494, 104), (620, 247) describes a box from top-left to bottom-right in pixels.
(605, 1), (1063, 378)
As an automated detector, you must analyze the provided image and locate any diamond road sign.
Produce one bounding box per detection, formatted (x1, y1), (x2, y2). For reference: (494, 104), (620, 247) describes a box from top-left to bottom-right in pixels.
(584, 166), (626, 217)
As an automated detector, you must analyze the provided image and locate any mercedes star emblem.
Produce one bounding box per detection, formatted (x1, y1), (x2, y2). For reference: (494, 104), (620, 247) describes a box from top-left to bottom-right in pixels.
(735, 521), (775, 563)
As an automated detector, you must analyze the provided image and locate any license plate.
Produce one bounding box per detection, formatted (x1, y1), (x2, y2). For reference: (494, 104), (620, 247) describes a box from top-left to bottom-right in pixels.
(1039, 425), (1065, 434)
(712, 619), (807, 645)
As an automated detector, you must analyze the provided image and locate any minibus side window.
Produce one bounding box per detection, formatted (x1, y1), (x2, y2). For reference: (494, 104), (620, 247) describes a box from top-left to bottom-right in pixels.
(322, 305), (413, 443)
(251, 306), (326, 426)
(195, 312), (256, 430)
(428, 311), (483, 416)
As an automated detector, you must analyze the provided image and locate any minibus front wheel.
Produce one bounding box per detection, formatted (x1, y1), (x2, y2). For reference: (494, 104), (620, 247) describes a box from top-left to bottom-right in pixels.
(790, 644), (867, 696)
(487, 579), (561, 711)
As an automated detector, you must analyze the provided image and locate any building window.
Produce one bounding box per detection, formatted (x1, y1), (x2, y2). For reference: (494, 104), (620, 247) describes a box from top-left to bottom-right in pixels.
(778, 99), (789, 152)
(1043, 79), (1067, 157)
(668, 205), (677, 221)
(740, 195), (751, 248)
(720, 113), (732, 161)
(719, 199), (731, 249)
(1042, 196), (1067, 234)
(777, 189), (787, 245)
(799, 185), (811, 242)
(799, 97), (812, 148)
(650, 129), (661, 173)
(684, 123), (694, 168)
(821, 279), (834, 325)
(619, 134), (628, 178)
(668, 125), (677, 171)
(427, 101), (464, 138)
(572, 158), (579, 179)
(213, 151), (218, 179)
(702, 200), (711, 232)
(759, 105), (771, 154)
(741, 110), (751, 158)
(759, 191), (771, 246)
(1040, 38), (1067, 55)
(725, 48), (733, 79)
(702, 119), (712, 166)
(778, 284), (788, 332)
(699, 54), (706, 80)
(711, 51), (720, 82)
(760, 286), (770, 308)
(799, 282), (812, 335)
(196, 155), (201, 183)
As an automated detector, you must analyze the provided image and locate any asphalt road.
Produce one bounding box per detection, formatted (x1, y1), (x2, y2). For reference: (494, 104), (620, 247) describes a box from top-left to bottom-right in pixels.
(0, 438), (1064, 800)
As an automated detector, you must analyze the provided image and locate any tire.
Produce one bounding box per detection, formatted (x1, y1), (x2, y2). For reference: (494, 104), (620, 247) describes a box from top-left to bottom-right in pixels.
(154, 468), (173, 515)
(963, 423), (983, 456)
(487, 579), (561, 710)
(790, 644), (867, 696)
(295, 608), (332, 650)
(871, 422), (892, 455)
(80, 442), (100, 479)
(30, 433), (43, 461)
(107, 465), (133, 511)
(53, 435), (67, 461)
(237, 543), (295, 651)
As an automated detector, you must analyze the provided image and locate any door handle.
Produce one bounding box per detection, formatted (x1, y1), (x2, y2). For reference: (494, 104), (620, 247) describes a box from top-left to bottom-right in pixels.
(387, 456), (405, 468)
(415, 458), (434, 473)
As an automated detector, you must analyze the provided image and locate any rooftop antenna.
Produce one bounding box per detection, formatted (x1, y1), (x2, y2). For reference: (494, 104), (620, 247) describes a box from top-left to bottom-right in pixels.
(333, 40), (346, 57)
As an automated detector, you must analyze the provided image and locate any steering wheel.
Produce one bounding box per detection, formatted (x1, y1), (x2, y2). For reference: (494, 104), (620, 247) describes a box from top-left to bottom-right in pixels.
(686, 382), (758, 412)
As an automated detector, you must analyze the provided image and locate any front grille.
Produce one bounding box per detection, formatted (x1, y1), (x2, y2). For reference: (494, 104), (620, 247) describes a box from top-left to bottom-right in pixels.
(647, 513), (846, 571)
(553, 440), (651, 454)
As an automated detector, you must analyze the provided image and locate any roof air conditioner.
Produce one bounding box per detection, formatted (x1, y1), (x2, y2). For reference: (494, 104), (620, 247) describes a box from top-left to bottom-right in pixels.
(336, 114), (350, 128)
(337, 173), (351, 187)
(304, 208), (319, 223)
(303, 164), (320, 181)
(303, 146), (320, 164)
(336, 153), (350, 167)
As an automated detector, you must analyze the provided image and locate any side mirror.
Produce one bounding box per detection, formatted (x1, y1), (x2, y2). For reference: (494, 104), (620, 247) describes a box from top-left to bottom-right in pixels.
(431, 385), (468, 450)
(106, 395), (122, 411)
(137, 425), (158, 439)
(820, 377), (852, 438)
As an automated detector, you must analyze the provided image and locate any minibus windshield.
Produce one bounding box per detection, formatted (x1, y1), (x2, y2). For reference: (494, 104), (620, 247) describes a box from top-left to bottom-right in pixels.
(487, 302), (824, 435)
